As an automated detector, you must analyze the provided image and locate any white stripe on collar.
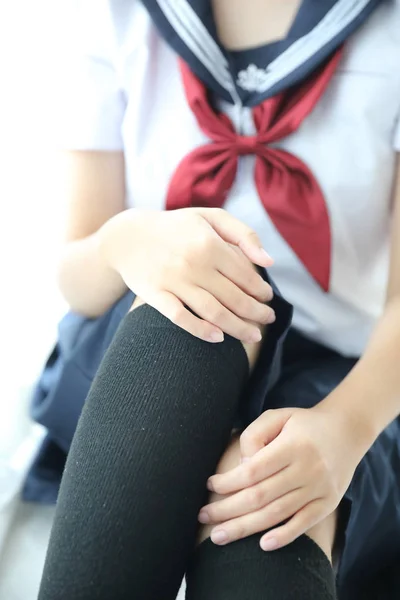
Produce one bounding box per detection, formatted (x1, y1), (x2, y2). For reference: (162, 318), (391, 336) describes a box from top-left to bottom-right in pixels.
(239, 0), (375, 93)
(156, 0), (234, 92)
(156, 0), (376, 101)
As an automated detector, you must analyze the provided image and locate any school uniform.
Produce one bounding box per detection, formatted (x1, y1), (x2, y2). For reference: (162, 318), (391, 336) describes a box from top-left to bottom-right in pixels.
(24, 0), (400, 597)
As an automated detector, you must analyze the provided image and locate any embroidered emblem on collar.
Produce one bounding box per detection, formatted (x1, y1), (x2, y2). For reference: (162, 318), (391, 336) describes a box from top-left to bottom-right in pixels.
(236, 64), (271, 92)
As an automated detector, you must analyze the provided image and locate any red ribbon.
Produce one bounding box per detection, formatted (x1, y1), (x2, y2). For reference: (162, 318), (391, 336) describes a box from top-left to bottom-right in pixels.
(166, 50), (343, 291)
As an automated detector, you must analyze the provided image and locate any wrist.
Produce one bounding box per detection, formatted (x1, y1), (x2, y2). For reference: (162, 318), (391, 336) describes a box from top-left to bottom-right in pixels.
(96, 211), (128, 272)
(315, 386), (379, 455)
(97, 208), (156, 271)
(92, 227), (117, 276)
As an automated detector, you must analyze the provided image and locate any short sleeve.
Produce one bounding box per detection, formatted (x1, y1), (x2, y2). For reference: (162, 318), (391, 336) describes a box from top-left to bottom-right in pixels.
(55, 0), (126, 150)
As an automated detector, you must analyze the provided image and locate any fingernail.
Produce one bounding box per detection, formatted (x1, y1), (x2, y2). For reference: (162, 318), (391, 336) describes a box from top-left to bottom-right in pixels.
(198, 511), (210, 524)
(261, 537), (278, 551)
(211, 530), (229, 545)
(208, 331), (224, 343)
(240, 456), (250, 464)
(247, 329), (262, 343)
(207, 478), (214, 492)
(264, 287), (274, 302)
(259, 248), (273, 263)
(267, 311), (276, 324)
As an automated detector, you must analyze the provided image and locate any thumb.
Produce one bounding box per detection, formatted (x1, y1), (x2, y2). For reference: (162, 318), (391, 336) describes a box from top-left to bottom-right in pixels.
(240, 408), (293, 461)
(198, 207), (274, 268)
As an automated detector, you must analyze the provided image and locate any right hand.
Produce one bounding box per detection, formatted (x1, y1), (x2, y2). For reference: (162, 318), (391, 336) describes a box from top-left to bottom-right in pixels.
(99, 207), (276, 343)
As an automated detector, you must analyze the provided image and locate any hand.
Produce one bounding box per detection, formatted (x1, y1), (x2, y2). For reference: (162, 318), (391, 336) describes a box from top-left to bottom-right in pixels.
(99, 207), (275, 343)
(199, 404), (367, 550)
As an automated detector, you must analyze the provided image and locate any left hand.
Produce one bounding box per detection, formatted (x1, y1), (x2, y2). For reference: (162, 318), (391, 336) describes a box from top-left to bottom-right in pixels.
(198, 404), (368, 551)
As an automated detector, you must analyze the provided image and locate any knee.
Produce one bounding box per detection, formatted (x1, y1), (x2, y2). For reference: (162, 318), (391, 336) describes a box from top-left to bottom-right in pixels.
(131, 266), (267, 371)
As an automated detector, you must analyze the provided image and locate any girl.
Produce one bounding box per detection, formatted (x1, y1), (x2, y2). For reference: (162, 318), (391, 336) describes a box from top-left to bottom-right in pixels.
(35, 0), (400, 598)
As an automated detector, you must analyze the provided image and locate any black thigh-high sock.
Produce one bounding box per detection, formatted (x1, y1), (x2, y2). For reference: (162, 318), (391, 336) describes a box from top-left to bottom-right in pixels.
(38, 305), (249, 600)
(185, 533), (337, 600)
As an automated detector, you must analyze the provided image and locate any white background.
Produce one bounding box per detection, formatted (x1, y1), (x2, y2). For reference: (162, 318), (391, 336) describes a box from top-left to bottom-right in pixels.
(1, 0), (66, 446)
(0, 3), (67, 597)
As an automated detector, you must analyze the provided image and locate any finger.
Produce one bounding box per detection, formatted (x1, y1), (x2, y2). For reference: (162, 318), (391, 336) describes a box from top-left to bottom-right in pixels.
(177, 284), (263, 343)
(219, 245), (274, 303)
(259, 500), (324, 551)
(197, 208), (274, 267)
(240, 408), (293, 458)
(209, 488), (309, 546)
(148, 290), (224, 343)
(202, 271), (275, 326)
(199, 466), (295, 524)
(207, 438), (291, 494)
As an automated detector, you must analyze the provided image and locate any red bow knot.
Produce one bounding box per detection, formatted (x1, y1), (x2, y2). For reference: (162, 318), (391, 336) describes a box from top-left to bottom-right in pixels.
(235, 135), (260, 155)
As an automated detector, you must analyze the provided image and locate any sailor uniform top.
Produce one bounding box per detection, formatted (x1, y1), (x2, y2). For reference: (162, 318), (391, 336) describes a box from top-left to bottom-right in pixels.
(57, 0), (400, 356)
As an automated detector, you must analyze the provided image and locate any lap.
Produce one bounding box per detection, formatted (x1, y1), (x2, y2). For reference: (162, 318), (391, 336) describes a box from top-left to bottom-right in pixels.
(241, 329), (400, 595)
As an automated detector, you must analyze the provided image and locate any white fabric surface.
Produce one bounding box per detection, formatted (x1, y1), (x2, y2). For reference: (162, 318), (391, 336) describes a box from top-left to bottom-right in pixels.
(0, 377), (55, 599)
(0, 502), (55, 600)
(0, 318), (60, 600)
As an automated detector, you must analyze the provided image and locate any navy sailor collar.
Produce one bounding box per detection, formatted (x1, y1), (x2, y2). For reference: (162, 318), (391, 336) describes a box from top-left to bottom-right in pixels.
(141, 0), (384, 106)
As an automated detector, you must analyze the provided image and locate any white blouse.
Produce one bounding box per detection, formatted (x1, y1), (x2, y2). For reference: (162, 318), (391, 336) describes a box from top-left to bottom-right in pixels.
(57, 0), (400, 356)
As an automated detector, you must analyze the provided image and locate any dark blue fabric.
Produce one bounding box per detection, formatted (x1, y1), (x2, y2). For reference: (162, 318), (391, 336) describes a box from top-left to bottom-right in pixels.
(139, 0), (229, 101)
(223, 0), (338, 106)
(253, 0), (383, 108)
(140, 0), (384, 106)
(23, 292), (135, 503)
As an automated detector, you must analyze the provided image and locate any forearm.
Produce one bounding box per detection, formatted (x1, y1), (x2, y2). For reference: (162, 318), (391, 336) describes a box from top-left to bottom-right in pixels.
(57, 232), (128, 317)
(321, 297), (400, 448)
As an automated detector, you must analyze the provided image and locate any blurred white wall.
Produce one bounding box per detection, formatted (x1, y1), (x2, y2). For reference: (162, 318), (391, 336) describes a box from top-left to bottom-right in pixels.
(0, 1), (67, 455)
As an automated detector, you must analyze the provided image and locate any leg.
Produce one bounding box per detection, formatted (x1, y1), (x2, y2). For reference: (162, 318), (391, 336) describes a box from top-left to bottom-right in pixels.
(38, 302), (261, 600)
(187, 435), (337, 599)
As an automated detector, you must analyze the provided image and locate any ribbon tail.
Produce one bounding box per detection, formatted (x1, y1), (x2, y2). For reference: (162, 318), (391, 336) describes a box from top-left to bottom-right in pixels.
(255, 152), (331, 291)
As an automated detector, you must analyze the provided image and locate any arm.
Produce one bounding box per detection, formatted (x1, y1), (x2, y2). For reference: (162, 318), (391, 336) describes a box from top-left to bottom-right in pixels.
(56, 150), (275, 339)
(321, 156), (400, 445)
(198, 157), (400, 551)
(57, 150), (128, 317)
